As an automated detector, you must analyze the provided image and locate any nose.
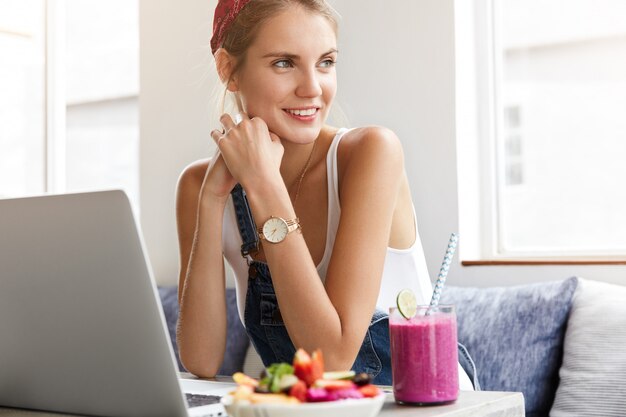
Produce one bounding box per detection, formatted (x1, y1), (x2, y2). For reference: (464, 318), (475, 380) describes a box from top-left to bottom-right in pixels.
(295, 68), (323, 98)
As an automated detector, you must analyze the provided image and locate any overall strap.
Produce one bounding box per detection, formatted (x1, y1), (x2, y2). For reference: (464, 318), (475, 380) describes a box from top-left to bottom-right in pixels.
(230, 183), (259, 259)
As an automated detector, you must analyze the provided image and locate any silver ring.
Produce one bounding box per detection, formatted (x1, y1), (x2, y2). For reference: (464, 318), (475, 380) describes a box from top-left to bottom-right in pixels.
(234, 113), (243, 125)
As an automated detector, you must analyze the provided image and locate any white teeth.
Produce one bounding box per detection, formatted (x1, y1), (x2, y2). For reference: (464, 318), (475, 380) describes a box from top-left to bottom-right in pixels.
(287, 108), (316, 116)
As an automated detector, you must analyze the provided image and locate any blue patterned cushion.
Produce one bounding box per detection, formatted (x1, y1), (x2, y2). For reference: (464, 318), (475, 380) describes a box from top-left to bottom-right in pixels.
(440, 277), (578, 417)
(157, 286), (250, 375)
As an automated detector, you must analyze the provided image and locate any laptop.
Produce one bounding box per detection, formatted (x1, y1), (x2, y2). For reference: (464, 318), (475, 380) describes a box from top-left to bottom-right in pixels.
(0, 190), (234, 417)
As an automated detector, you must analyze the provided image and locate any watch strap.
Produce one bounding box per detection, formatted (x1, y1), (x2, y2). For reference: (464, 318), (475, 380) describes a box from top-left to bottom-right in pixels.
(230, 184), (259, 257)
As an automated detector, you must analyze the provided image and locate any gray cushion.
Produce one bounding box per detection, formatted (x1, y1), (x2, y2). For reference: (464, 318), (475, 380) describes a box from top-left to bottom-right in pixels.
(550, 278), (626, 417)
(157, 286), (250, 375)
(440, 277), (578, 417)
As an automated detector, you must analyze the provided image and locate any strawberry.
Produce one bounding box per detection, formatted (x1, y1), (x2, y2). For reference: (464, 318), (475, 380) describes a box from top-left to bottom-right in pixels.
(358, 384), (382, 398)
(310, 349), (324, 383)
(288, 379), (307, 402)
(293, 348), (325, 386)
(293, 349), (312, 385)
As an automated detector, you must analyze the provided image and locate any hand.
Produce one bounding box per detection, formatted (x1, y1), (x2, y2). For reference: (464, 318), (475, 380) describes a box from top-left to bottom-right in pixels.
(210, 112), (284, 191)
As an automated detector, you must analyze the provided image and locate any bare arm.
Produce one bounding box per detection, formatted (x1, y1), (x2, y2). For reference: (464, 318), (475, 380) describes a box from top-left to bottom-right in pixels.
(255, 128), (402, 370)
(217, 118), (404, 371)
(175, 154), (235, 377)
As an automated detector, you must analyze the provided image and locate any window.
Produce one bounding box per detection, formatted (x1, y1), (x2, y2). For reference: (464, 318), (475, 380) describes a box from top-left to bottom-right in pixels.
(0, 0), (139, 209)
(462, 0), (626, 260)
(0, 1), (46, 197)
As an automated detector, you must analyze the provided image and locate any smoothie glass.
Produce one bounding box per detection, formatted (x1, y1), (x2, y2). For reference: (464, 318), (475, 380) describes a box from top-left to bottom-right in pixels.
(389, 305), (459, 405)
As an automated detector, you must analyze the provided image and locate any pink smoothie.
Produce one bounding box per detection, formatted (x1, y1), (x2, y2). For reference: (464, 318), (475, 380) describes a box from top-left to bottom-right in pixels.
(390, 311), (459, 404)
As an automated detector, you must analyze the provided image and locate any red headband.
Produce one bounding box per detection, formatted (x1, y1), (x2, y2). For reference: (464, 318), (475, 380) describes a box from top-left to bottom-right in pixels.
(211, 0), (253, 55)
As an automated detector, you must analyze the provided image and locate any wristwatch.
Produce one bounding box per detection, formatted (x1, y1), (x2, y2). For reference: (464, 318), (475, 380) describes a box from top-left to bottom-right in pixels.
(257, 216), (300, 243)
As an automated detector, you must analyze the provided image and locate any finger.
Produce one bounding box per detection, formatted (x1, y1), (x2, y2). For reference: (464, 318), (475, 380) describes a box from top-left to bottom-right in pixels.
(219, 113), (236, 131)
(210, 129), (225, 146)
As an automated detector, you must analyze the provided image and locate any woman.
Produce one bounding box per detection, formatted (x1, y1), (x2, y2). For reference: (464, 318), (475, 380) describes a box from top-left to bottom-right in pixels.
(176, 0), (476, 389)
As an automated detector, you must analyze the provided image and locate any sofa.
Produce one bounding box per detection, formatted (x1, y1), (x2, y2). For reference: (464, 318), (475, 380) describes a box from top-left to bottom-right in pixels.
(158, 276), (626, 417)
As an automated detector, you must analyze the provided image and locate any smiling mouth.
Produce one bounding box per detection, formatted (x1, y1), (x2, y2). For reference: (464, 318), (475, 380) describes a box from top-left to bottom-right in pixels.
(284, 108), (319, 117)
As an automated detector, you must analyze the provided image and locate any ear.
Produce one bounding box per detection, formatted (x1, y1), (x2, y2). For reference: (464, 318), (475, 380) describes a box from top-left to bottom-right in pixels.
(214, 48), (239, 92)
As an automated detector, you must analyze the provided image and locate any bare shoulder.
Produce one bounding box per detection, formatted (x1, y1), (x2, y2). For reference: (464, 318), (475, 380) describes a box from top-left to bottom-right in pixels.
(176, 158), (211, 210)
(337, 126), (404, 172)
(177, 159), (210, 194)
(341, 125), (401, 147)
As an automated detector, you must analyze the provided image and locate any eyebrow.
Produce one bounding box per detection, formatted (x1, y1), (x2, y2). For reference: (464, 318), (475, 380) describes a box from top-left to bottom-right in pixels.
(261, 48), (338, 60)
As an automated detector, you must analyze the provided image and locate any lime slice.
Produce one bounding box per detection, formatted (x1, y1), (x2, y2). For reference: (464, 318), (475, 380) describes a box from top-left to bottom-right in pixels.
(323, 370), (356, 380)
(396, 288), (417, 319)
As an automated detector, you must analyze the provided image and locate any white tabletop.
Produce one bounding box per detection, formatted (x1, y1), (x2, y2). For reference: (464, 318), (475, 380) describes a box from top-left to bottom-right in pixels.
(0, 391), (524, 417)
(379, 391), (524, 417)
(0, 373), (524, 417)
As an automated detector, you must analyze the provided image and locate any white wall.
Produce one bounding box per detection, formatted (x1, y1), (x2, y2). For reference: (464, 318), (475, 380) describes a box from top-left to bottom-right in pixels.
(139, 0), (626, 287)
(139, 0), (217, 285)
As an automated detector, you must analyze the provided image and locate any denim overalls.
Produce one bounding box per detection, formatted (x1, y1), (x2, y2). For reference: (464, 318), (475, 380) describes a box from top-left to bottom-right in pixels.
(230, 184), (480, 389)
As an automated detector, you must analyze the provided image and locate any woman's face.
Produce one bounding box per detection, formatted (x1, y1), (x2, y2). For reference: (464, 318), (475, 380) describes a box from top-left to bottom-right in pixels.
(234, 6), (338, 143)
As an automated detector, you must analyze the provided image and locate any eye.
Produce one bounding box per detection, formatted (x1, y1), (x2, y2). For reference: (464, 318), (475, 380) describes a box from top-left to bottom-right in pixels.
(319, 58), (336, 68)
(273, 59), (293, 69)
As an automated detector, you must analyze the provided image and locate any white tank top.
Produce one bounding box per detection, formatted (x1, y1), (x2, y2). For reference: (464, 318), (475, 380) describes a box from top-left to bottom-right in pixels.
(222, 128), (433, 320)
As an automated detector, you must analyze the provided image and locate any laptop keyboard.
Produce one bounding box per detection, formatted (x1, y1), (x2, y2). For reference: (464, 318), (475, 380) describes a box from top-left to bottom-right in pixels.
(185, 392), (222, 408)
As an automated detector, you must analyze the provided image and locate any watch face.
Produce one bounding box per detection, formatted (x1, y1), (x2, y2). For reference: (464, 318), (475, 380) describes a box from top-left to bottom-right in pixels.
(262, 217), (289, 243)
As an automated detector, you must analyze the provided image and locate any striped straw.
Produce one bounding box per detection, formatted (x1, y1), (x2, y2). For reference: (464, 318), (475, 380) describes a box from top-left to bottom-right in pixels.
(428, 233), (459, 311)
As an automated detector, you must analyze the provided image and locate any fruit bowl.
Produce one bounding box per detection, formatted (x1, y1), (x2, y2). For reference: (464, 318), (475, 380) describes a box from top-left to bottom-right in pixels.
(221, 392), (387, 417)
(222, 348), (386, 417)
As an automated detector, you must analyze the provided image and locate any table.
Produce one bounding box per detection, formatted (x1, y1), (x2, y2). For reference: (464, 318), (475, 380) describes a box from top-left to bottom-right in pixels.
(0, 373), (524, 417)
(0, 391), (524, 417)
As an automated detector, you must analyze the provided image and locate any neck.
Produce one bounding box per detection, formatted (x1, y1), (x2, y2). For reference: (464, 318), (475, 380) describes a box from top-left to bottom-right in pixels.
(279, 126), (332, 183)
(280, 141), (317, 191)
